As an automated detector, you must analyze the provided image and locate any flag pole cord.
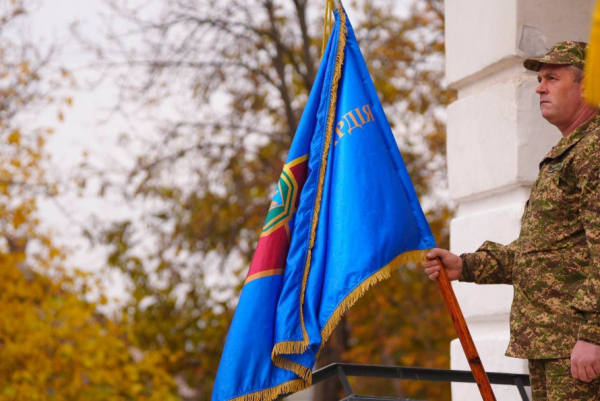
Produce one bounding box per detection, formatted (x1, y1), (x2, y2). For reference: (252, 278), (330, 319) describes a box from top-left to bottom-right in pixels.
(436, 257), (497, 401)
(321, 0), (335, 57)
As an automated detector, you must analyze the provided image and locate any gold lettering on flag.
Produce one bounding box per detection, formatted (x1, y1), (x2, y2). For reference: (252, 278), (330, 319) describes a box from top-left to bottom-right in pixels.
(334, 103), (375, 146)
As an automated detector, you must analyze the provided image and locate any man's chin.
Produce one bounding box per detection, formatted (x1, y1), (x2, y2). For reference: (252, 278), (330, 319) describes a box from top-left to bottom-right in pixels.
(540, 108), (554, 121)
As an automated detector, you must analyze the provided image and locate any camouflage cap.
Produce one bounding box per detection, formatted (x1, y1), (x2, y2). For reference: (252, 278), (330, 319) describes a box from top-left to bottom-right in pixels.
(523, 41), (587, 72)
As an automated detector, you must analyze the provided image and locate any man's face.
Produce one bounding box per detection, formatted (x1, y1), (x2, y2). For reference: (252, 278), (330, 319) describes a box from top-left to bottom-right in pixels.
(536, 64), (584, 128)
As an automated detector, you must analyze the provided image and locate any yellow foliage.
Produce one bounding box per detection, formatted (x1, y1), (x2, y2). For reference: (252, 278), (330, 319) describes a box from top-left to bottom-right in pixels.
(0, 3), (180, 397)
(0, 255), (178, 399)
(8, 130), (20, 145)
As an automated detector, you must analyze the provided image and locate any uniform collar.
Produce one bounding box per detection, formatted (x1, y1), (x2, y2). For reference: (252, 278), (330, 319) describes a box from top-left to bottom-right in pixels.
(542, 112), (600, 162)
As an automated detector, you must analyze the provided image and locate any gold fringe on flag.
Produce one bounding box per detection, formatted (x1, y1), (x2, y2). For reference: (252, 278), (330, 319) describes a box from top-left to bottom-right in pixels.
(585, 0), (600, 106)
(271, 1), (347, 392)
(229, 379), (306, 401)
(319, 249), (428, 348)
(272, 355), (312, 381)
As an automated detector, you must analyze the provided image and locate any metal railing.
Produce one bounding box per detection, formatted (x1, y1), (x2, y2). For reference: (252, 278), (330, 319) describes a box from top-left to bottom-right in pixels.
(284, 363), (530, 401)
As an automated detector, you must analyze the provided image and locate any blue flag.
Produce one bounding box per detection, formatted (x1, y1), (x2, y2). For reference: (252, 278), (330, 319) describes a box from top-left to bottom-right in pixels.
(212, 7), (435, 401)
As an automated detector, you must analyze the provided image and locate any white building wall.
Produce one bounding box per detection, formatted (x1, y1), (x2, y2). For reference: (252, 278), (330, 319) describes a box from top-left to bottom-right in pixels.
(445, 0), (595, 399)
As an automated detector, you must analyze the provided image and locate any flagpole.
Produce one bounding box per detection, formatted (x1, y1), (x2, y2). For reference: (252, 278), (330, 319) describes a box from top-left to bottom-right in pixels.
(436, 257), (497, 401)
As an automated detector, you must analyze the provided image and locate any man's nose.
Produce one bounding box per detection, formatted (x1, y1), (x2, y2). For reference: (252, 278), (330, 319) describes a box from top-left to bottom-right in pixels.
(536, 81), (546, 94)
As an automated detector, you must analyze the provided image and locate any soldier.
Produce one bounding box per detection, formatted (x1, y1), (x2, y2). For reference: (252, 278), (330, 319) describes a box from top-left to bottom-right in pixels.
(423, 41), (600, 400)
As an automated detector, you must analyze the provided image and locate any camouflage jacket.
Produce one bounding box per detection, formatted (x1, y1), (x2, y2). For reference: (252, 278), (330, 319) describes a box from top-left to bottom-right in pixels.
(460, 113), (600, 359)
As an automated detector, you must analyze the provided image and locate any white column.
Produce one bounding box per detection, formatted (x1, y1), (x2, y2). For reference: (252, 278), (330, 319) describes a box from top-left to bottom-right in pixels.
(445, 0), (595, 399)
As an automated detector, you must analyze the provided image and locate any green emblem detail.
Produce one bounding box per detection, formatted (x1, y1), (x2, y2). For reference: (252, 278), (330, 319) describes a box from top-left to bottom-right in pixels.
(262, 168), (297, 235)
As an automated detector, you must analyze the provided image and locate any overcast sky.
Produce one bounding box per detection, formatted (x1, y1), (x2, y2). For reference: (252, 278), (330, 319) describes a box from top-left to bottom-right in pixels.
(22, 0), (138, 305)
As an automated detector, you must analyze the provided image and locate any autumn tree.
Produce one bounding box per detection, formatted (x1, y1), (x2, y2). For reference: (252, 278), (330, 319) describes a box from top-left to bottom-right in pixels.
(0, 2), (177, 399)
(77, 0), (455, 399)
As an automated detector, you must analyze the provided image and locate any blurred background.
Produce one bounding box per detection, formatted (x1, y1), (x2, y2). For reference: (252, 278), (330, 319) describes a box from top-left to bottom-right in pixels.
(0, 0), (454, 399)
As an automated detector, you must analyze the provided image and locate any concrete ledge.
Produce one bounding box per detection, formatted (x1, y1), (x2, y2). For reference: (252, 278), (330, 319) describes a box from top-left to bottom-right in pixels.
(446, 0), (518, 87)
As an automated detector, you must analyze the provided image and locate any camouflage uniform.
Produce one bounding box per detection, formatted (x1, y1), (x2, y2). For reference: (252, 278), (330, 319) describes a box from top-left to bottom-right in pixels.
(460, 112), (600, 358)
(459, 41), (600, 399)
(529, 359), (600, 400)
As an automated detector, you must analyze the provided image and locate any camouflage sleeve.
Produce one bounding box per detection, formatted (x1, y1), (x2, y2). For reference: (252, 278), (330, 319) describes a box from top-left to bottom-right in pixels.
(458, 240), (517, 285)
(572, 155), (600, 345)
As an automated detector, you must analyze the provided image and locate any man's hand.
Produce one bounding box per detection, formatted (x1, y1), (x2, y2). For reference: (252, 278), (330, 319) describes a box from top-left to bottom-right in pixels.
(421, 248), (463, 281)
(571, 340), (600, 382)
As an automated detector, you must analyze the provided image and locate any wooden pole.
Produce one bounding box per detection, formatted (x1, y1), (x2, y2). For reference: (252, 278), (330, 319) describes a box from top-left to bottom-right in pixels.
(436, 257), (496, 401)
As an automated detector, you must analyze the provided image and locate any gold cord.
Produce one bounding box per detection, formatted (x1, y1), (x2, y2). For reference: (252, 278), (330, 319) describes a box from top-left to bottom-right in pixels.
(321, 0), (334, 58)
